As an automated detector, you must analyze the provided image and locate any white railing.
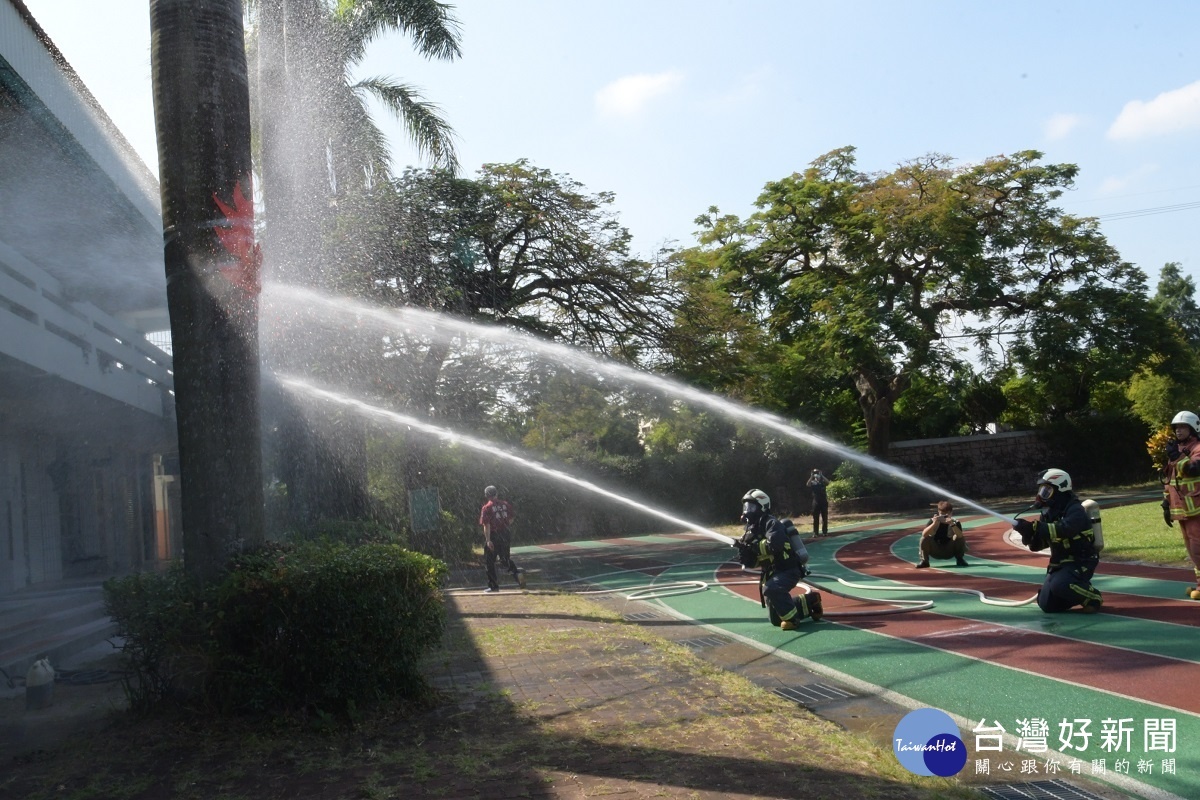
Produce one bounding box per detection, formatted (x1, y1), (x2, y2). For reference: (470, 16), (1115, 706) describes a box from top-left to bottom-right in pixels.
(0, 243), (173, 417)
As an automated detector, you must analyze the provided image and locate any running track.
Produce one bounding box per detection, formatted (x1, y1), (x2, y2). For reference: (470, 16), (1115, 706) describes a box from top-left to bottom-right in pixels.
(517, 512), (1200, 799)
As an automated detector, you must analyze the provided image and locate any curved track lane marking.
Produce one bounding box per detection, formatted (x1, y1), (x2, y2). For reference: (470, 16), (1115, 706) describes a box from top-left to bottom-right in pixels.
(714, 525), (1200, 715)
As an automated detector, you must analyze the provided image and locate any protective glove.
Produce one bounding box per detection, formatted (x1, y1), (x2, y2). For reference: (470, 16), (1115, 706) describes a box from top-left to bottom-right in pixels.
(1162, 498), (1175, 528)
(1012, 517), (1036, 546)
(1167, 441), (1181, 461)
(733, 540), (759, 568)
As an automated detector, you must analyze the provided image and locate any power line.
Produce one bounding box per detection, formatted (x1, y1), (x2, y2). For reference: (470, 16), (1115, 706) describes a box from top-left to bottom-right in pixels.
(1094, 200), (1200, 221)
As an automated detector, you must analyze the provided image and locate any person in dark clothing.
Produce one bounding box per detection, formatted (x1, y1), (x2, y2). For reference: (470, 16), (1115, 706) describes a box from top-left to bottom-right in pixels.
(1012, 469), (1102, 614)
(807, 469), (830, 536)
(916, 500), (969, 568)
(479, 485), (525, 592)
(733, 489), (822, 630)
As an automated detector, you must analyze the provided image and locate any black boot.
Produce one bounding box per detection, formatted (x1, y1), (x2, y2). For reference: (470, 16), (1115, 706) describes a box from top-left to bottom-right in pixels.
(807, 591), (823, 622)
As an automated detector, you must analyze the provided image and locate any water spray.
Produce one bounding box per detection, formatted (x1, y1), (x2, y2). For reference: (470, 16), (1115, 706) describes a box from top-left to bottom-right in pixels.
(279, 375), (737, 546)
(266, 284), (1011, 522)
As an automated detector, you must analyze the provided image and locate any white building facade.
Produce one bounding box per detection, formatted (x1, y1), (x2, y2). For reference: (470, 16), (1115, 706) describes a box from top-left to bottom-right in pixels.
(0, 0), (178, 595)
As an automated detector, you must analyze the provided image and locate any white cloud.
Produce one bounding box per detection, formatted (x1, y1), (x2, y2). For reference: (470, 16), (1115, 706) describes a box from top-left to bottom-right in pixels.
(1108, 79), (1200, 140)
(1096, 163), (1160, 195)
(1044, 112), (1083, 141)
(595, 70), (685, 118)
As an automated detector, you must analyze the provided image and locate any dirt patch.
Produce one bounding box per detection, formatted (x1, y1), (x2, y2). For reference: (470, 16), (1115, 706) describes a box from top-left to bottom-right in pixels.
(0, 651), (128, 763)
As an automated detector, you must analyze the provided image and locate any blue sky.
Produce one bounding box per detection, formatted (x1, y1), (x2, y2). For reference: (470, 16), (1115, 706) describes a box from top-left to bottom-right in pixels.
(21, 0), (1200, 288)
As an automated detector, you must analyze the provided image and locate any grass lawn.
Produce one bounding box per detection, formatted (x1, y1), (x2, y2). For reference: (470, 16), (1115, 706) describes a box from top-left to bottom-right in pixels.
(1098, 498), (1192, 567)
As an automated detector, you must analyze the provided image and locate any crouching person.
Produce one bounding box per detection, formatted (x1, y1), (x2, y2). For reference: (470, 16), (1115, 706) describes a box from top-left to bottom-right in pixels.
(916, 500), (969, 568)
(734, 489), (822, 630)
(1013, 469), (1102, 614)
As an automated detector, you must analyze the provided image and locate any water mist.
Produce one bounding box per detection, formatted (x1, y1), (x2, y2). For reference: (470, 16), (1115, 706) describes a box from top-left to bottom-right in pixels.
(265, 283), (1014, 522)
(279, 376), (736, 545)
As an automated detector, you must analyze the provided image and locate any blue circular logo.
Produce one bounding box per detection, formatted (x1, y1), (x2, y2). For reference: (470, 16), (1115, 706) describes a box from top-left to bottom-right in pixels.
(892, 708), (967, 777)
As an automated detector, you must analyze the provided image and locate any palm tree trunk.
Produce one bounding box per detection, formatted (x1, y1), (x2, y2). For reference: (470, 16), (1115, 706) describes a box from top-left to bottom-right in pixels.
(150, 0), (264, 583)
(256, 0), (371, 527)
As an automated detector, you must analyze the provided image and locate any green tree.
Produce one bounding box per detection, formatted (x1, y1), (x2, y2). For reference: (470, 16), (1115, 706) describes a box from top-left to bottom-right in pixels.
(1151, 262), (1200, 347)
(692, 147), (1164, 456)
(321, 162), (672, 534)
(1123, 264), (1200, 431)
(343, 161), (670, 355)
(251, 0), (462, 527)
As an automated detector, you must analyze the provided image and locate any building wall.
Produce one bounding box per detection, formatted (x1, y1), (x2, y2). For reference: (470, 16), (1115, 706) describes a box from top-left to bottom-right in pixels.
(0, 422), (174, 595)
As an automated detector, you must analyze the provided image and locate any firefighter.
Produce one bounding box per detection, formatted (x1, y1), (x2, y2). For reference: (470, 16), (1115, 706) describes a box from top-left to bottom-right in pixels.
(1161, 411), (1200, 598)
(733, 489), (822, 630)
(1013, 469), (1103, 614)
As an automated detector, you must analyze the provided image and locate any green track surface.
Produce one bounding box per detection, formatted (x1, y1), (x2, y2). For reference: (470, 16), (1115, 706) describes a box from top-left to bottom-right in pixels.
(516, 520), (1199, 799)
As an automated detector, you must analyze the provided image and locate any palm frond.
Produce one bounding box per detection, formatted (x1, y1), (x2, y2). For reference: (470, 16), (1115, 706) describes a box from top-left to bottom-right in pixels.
(354, 76), (459, 172)
(338, 0), (462, 65)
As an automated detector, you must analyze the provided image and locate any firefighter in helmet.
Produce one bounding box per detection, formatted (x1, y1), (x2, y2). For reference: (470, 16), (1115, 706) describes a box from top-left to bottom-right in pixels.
(1161, 411), (1200, 598)
(733, 489), (822, 630)
(1012, 469), (1102, 613)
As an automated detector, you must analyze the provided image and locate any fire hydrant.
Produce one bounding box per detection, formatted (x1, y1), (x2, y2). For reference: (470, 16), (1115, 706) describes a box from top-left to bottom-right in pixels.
(25, 658), (55, 710)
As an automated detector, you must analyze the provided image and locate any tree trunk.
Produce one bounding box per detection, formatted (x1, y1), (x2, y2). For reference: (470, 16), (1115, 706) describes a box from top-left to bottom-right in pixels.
(150, 0), (264, 583)
(854, 371), (911, 458)
(256, 0), (370, 526)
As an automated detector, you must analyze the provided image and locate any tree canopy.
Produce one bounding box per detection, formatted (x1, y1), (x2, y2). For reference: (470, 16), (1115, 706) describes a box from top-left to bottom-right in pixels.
(336, 160), (673, 359)
(678, 147), (1171, 455)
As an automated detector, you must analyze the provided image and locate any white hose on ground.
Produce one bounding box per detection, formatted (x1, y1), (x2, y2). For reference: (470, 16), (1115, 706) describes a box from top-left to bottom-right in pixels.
(447, 559), (1036, 612)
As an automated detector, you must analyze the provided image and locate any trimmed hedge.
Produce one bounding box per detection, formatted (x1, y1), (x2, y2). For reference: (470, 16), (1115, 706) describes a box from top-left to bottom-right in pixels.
(105, 539), (447, 717)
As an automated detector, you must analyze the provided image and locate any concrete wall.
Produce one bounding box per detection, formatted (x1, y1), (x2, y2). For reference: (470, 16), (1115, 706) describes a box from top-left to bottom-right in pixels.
(886, 430), (1052, 501)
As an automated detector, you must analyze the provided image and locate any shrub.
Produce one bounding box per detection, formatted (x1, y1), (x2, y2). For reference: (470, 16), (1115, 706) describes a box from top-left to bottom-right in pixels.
(286, 518), (408, 547)
(103, 564), (207, 714)
(406, 510), (475, 566)
(105, 540), (447, 717)
(826, 460), (907, 502)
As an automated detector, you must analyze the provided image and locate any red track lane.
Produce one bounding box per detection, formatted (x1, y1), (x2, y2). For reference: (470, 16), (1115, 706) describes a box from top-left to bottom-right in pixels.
(838, 525), (1200, 627)
(713, 532), (1200, 714)
(965, 523), (1194, 582)
(833, 605), (1200, 713)
(540, 530), (1200, 712)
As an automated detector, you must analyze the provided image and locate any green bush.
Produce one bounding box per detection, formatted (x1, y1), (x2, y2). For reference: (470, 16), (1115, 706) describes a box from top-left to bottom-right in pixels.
(826, 460), (907, 502)
(286, 517), (408, 547)
(105, 540), (447, 717)
(103, 564), (207, 714)
(406, 510), (475, 566)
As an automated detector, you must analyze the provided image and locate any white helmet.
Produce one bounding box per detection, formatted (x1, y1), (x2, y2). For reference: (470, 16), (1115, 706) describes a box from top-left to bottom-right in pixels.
(1035, 468), (1071, 505)
(1038, 468), (1072, 492)
(1171, 411), (1199, 433)
(742, 489), (770, 511)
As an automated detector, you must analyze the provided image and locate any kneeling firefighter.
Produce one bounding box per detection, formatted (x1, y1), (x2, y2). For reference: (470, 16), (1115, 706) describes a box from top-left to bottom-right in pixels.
(1012, 469), (1103, 614)
(733, 489), (822, 630)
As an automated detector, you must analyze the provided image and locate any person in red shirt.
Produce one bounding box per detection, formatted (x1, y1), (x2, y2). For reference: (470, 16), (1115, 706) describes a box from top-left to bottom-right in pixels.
(479, 485), (525, 592)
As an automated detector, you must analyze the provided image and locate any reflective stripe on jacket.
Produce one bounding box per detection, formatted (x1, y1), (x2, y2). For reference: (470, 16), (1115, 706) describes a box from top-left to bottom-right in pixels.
(1165, 438), (1200, 519)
